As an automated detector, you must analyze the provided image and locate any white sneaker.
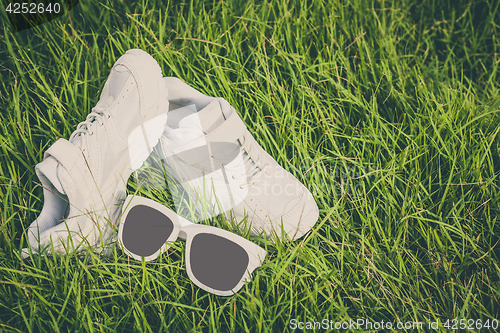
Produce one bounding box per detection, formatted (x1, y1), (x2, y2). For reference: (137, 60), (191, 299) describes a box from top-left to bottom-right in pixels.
(25, 49), (168, 255)
(157, 77), (319, 241)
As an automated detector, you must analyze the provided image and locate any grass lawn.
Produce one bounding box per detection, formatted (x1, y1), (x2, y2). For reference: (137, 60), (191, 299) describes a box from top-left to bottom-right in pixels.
(0, 0), (500, 331)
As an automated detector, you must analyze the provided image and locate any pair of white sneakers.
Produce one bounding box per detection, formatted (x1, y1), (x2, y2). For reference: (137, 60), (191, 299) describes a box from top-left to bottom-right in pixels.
(25, 49), (319, 256)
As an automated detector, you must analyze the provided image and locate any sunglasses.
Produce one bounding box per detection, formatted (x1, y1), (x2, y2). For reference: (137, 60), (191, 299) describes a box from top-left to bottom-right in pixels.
(117, 195), (266, 296)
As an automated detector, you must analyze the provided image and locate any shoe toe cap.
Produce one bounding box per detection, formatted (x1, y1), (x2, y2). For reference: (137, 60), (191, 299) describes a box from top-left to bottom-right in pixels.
(280, 191), (319, 240)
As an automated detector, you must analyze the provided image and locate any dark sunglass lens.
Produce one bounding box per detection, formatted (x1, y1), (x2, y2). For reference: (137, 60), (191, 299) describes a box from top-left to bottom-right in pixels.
(122, 205), (174, 257)
(190, 233), (249, 291)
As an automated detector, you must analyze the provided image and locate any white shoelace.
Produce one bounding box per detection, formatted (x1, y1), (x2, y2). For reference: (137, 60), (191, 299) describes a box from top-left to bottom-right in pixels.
(69, 107), (111, 140)
(227, 135), (270, 184)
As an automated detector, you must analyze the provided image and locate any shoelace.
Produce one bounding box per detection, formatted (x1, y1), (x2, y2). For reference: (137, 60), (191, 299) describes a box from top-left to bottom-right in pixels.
(227, 135), (270, 186)
(69, 108), (111, 140)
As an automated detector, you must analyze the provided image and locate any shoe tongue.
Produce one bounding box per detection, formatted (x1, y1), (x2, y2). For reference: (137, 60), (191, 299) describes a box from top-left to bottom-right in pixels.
(95, 95), (115, 111)
(163, 112), (205, 150)
(162, 100), (227, 150)
(36, 156), (67, 195)
(94, 64), (129, 112)
(70, 135), (82, 146)
(197, 100), (226, 134)
(104, 64), (131, 101)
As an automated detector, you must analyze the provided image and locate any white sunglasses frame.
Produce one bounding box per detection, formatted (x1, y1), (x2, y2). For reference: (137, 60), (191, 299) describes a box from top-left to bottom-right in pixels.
(117, 195), (266, 296)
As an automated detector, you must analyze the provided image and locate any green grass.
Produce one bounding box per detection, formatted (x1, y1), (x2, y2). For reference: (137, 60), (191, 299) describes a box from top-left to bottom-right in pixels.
(1, 0), (500, 331)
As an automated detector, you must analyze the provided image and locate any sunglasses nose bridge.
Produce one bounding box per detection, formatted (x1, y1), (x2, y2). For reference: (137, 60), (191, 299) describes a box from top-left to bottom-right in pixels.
(178, 229), (188, 240)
